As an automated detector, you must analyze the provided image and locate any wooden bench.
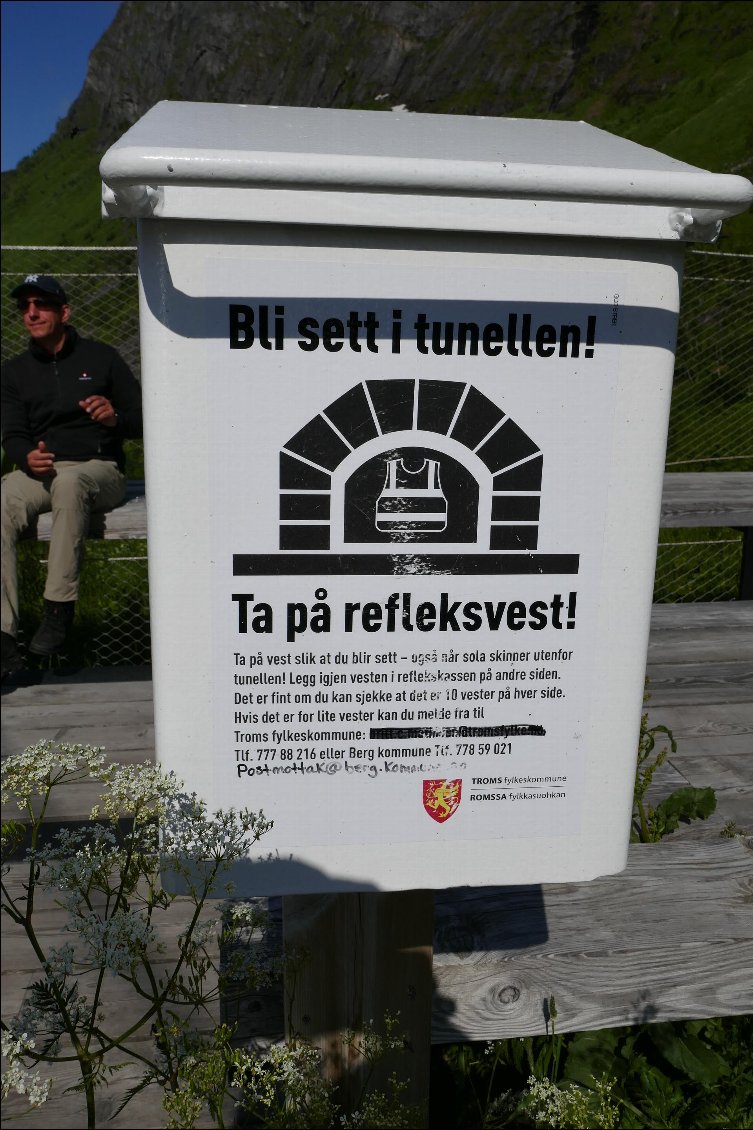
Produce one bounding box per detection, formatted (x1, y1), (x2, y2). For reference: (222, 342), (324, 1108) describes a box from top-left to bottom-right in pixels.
(35, 477), (147, 541)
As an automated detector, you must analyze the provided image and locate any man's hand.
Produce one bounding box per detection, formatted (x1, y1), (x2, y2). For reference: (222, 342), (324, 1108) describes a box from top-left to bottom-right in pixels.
(27, 441), (56, 477)
(80, 395), (117, 427)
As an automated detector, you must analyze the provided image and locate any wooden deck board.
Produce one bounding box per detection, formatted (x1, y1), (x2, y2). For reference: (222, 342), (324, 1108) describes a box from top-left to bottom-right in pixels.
(673, 753), (753, 789)
(644, 659), (752, 704)
(648, 601), (753, 663)
(660, 472), (753, 528)
(646, 700), (753, 733)
(434, 839), (752, 955)
(433, 936), (753, 1042)
(431, 836), (753, 1039)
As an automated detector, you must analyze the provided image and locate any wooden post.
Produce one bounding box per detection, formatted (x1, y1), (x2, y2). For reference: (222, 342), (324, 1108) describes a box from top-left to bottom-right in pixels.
(739, 525), (753, 599)
(282, 890), (434, 1124)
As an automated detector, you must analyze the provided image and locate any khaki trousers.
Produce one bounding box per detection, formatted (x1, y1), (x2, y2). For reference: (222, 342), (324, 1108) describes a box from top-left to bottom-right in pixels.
(1, 461), (126, 636)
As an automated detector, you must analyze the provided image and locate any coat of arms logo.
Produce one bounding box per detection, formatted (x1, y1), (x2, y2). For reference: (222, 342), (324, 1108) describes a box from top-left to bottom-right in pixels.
(422, 779), (462, 823)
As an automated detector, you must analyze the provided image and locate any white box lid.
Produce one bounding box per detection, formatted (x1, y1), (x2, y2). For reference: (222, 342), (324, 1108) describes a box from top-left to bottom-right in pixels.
(100, 101), (753, 241)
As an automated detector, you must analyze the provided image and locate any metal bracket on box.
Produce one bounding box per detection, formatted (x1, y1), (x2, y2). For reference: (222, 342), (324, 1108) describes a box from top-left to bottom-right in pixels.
(101, 183), (162, 218)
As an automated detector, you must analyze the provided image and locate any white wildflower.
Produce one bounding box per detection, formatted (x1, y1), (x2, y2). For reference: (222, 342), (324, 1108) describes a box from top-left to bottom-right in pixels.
(523, 1073), (619, 1129)
(1, 1032), (52, 1107)
(97, 761), (180, 824)
(1, 741), (106, 810)
(233, 1042), (336, 1124)
(161, 792), (270, 865)
(226, 899), (267, 928)
(72, 906), (156, 974)
(43, 943), (76, 981)
(180, 913), (221, 951)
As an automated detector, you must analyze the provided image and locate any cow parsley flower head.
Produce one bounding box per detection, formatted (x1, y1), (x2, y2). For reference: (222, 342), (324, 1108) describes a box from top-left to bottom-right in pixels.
(523, 1074), (619, 1129)
(43, 943), (76, 982)
(1, 741), (106, 810)
(1, 1032), (52, 1107)
(232, 1042), (337, 1126)
(35, 823), (120, 894)
(161, 791), (270, 867)
(97, 761), (181, 825)
(2, 744), (276, 1125)
(71, 906), (156, 974)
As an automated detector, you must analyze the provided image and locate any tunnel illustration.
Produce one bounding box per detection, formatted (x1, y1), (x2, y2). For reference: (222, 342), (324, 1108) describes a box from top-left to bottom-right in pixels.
(279, 379), (542, 551)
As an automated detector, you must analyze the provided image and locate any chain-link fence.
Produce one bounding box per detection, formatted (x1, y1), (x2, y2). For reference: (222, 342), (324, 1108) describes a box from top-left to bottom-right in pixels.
(653, 529), (745, 604)
(2, 246), (750, 665)
(1, 245), (140, 376)
(16, 541), (150, 669)
(668, 250), (753, 471)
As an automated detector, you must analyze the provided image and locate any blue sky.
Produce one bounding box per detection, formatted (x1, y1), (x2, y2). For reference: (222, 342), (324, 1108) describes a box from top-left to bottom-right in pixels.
(1, 0), (121, 171)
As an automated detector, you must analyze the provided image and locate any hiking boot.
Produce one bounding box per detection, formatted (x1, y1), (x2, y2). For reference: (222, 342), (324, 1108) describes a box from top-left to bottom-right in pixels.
(1, 631), (24, 679)
(29, 600), (76, 656)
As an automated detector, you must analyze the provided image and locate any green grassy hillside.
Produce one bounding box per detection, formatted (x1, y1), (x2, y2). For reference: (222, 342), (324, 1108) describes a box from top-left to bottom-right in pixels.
(1, 133), (133, 247)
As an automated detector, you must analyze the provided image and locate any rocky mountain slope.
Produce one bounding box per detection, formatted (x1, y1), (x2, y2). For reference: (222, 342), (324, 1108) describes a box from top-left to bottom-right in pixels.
(2, 0), (752, 246)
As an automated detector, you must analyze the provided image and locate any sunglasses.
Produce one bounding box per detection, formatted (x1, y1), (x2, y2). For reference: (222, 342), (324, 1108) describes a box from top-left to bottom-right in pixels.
(16, 297), (63, 312)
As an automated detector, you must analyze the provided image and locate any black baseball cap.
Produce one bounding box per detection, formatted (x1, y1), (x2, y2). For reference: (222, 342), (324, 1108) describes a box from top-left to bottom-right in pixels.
(11, 274), (68, 304)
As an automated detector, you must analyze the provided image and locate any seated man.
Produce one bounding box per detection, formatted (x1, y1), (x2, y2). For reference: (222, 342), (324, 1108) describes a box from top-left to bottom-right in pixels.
(1, 274), (143, 676)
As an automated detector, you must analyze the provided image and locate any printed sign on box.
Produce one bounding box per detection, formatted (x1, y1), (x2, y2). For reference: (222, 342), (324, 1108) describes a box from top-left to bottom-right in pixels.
(206, 256), (621, 864)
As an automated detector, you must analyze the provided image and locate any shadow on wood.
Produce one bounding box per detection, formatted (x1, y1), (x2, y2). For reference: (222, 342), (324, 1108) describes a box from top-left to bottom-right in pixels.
(283, 890), (434, 1124)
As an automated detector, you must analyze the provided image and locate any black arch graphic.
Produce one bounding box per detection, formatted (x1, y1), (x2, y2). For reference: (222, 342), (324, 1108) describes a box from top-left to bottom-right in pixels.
(279, 379), (542, 551)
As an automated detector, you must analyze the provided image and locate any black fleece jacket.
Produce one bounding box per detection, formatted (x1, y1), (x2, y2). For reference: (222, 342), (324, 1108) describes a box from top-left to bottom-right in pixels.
(1, 327), (142, 473)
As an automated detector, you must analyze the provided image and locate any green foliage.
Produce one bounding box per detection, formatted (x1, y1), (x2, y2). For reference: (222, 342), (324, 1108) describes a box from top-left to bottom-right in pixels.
(666, 251), (753, 470)
(123, 439), (145, 478)
(631, 687), (716, 844)
(1, 133), (134, 247)
(432, 1013), (753, 1129)
(559, 4), (753, 190)
(161, 1024), (236, 1129)
(649, 786), (716, 840)
(632, 701), (675, 843)
(720, 819), (746, 839)
(231, 1012), (424, 1129)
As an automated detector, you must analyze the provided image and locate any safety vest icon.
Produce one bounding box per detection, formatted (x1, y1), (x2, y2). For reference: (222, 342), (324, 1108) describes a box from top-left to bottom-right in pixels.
(375, 458), (448, 535)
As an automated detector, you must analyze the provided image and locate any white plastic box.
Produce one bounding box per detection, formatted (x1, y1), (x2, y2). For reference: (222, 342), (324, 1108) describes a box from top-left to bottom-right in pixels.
(101, 102), (752, 894)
